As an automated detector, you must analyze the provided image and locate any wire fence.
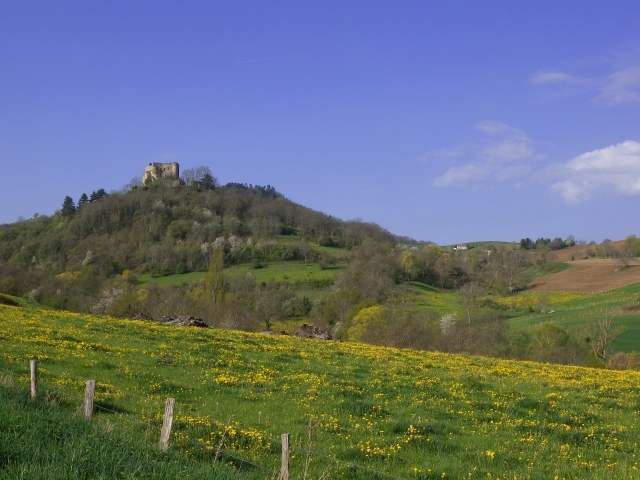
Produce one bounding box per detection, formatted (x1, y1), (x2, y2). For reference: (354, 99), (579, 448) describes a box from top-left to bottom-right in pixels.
(0, 360), (409, 480)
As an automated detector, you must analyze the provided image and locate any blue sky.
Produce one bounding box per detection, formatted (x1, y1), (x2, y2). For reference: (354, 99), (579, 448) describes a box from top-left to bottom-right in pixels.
(1, 1), (639, 244)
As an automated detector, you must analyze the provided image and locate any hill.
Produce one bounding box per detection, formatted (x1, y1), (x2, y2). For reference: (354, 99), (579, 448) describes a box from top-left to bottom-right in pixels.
(1, 172), (639, 369)
(2, 304), (640, 479)
(0, 180), (411, 312)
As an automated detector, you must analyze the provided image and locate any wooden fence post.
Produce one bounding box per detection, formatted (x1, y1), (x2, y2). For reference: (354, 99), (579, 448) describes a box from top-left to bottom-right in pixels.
(84, 380), (96, 422)
(279, 433), (290, 480)
(159, 397), (175, 452)
(30, 359), (38, 400)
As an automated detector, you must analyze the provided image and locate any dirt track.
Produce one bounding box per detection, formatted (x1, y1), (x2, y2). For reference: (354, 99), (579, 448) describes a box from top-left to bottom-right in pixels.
(528, 259), (640, 293)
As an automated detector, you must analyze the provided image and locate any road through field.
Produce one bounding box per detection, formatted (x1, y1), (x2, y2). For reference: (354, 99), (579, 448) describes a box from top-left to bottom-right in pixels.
(528, 259), (640, 293)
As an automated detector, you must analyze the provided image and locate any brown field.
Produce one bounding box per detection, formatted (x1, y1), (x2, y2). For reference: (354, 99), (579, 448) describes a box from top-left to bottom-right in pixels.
(528, 258), (640, 293)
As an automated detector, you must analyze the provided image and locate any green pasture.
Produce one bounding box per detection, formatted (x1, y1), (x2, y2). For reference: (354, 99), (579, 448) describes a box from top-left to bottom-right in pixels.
(3, 306), (640, 479)
(137, 271), (206, 287)
(400, 281), (460, 315)
(226, 262), (346, 286)
(504, 283), (640, 351)
(309, 244), (350, 258)
(138, 262), (347, 288)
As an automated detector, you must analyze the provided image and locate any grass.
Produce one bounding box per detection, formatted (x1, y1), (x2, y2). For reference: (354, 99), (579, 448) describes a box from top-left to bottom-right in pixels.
(3, 305), (640, 479)
(226, 262), (347, 287)
(501, 282), (640, 351)
(137, 262), (347, 289)
(0, 376), (259, 480)
(398, 282), (460, 315)
(137, 271), (206, 287)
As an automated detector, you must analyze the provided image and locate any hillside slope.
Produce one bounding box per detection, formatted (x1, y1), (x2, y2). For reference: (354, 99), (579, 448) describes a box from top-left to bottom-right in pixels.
(2, 305), (640, 479)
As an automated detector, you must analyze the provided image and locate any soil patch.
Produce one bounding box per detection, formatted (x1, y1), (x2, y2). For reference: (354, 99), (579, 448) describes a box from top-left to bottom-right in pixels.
(527, 259), (640, 293)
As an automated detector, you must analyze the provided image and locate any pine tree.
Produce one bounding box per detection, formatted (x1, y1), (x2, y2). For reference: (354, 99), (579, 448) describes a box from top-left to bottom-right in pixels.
(61, 196), (76, 217)
(78, 193), (89, 208)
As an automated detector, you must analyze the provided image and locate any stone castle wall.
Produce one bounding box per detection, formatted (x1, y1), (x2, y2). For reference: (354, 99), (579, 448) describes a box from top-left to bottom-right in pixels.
(142, 162), (180, 185)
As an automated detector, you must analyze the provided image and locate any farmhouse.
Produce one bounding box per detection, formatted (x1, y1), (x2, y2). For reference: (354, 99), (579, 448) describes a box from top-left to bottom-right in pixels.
(454, 244), (468, 251)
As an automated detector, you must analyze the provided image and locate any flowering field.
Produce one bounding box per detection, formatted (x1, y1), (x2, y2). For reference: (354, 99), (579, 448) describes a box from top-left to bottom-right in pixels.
(2, 304), (640, 479)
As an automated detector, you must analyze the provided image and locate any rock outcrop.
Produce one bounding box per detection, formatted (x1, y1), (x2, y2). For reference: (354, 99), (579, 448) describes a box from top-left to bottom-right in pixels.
(293, 324), (333, 340)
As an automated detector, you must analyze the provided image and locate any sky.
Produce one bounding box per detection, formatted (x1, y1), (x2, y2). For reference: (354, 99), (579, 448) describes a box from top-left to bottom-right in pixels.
(1, 1), (639, 245)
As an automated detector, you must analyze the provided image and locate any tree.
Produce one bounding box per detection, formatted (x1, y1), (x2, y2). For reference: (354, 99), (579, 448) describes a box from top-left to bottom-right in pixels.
(346, 305), (387, 342)
(89, 189), (107, 202)
(61, 196), (76, 217)
(318, 251), (337, 270)
(181, 165), (218, 189)
(617, 244), (633, 269)
(584, 314), (623, 364)
(205, 249), (225, 304)
(435, 254), (451, 289)
(201, 172), (217, 190)
(77, 193), (89, 209)
(520, 238), (534, 250)
(504, 248), (527, 292)
(595, 240), (615, 258)
(256, 289), (287, 331)
(459, 281), (482, 323)
(537, 294), (550, 314)
(625, 234), (640, 256)
(401, 250), (420, 280)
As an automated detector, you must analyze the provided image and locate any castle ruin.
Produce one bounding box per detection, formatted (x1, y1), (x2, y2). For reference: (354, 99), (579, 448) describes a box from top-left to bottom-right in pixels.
(142, 162), (181, 186)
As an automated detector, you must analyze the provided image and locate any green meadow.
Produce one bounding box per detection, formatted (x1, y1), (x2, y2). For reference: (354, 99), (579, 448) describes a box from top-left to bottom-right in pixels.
(0, 376), (255, 480)
(2, 304), (640, 479)
(138, 262), (347, 288)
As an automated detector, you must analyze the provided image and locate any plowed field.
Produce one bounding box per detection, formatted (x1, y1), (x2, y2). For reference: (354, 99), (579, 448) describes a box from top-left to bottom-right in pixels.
(528, 258), (640, 293)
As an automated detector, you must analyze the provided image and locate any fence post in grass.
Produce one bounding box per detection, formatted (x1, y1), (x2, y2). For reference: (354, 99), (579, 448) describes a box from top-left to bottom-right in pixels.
(159, 397), (175, 452)
(30, 359), (37, 400)
(279, 433), (290, 480)
(84, 380), (96, 422)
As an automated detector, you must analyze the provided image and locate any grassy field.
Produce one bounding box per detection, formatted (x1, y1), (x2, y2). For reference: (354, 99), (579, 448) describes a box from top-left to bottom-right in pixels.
(138, 262), (347, 288)
(400, 281), (460, 315)
(2, 305), (640, 479)
(500, 282), (640, 351)
(0, 376), (258, 479)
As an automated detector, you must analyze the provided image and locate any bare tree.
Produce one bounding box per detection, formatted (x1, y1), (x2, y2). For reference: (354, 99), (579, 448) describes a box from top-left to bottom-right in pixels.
(435, 254), (451, 289)
(537, 294), (550, 314)
(181, 165), (218, 188)
(256, 290), (285, 331)
(459, 281), (482, 323)
(584, 314), (623, 364)
(617, 245), (633, 270)
(503, 248), (527, 293)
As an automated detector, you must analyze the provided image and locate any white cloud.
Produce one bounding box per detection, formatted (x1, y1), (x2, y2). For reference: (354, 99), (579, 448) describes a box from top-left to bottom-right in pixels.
(419, 145), (469, 163)
(473, 120), (528, 140)
(432, 122), (543, 187)
(432, 163), (489, 187)
(531, 72), (578, 84)
(551, 140), (640, 203)
(595, 66), (640, 105)
(531, 64), (640, 105)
